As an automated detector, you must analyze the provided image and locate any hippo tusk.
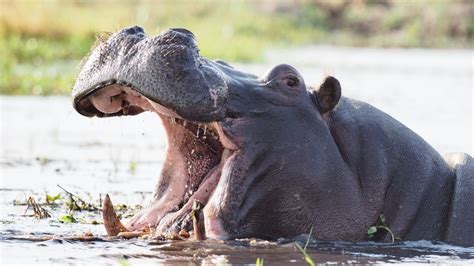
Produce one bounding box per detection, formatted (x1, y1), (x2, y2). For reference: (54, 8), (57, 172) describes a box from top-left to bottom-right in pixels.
(192, 200), (206, 240)
(102, 194), (129, 236)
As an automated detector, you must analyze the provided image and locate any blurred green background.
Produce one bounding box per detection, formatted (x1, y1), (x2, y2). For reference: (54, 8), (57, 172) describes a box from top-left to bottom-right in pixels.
(1, 0), (472, 95)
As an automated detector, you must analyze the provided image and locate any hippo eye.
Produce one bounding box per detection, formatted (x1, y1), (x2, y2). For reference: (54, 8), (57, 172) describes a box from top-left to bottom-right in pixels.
(285, 76), (299, 87)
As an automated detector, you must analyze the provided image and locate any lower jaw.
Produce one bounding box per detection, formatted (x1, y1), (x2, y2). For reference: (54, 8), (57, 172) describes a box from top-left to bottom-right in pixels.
(202, 213), (230, 240)
(121, 140), (236, 240)
(153, 149), (234, 238)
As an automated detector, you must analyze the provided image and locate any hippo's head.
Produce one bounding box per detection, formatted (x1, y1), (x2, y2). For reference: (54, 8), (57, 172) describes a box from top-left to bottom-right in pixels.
(73, 26), (342, 240)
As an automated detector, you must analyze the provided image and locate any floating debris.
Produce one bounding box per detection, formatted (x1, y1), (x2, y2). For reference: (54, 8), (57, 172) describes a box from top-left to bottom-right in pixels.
(118, 231), (147, 239)
(179, 229), (190, 239)
(58, 214), (77, 223)
(25, 196), (51, 219)
(57, 184), (100, 212)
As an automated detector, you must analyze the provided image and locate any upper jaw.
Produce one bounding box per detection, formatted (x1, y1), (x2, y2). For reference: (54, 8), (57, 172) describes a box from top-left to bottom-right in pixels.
(78, 83), (239, 151)
(72, 26), (228, 122)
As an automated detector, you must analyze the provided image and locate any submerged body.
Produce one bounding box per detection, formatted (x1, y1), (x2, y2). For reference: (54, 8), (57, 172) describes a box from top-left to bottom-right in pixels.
(72, 26), (473, 246)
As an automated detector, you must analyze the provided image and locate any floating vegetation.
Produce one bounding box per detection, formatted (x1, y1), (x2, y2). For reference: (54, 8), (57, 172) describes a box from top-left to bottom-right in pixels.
(294, 226), (316, 266)
(35, 157), (52, 166)
(13, 186), (143, 236)
(118, 257), (131, 266)
(58, 214), (77, 223)
(367, 214), (396, 243)
(295, 242), (316, 266)
(25, 196), (51, 219)
(129, 160), (137, 174)
(45, 193), (61, 204)
(57, 184), (100, 212)
(304, 226), (313, 250)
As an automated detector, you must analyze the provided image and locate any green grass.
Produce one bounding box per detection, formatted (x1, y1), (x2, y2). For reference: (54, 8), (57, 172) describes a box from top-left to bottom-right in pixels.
(295, 242), (316, 266)
(1, 0), (472, 95)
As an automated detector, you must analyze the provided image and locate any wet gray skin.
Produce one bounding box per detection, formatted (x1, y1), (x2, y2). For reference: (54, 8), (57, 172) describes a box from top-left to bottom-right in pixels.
(72, 26), (474, 246)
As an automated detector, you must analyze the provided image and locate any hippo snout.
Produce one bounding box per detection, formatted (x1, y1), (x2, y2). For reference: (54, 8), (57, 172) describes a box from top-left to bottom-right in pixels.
(72, 26), (227, 122)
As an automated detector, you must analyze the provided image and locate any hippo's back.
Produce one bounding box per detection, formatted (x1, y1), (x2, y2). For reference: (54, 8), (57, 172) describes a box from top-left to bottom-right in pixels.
(444, 152), (474, 246)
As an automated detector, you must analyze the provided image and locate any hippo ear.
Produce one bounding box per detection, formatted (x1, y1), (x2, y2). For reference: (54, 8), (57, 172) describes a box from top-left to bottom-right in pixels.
(310, 76), (341, 114)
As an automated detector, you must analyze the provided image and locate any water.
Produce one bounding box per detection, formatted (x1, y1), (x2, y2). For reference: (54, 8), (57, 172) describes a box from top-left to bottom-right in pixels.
(1, 46), (473, 264)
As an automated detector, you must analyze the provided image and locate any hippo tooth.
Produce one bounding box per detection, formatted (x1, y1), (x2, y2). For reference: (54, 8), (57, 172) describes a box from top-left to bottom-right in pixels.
(104, 79), (116, 86)
(192, 200), (206, 240)
(187, 165), (192, 174)
(102, 194), (129, 236)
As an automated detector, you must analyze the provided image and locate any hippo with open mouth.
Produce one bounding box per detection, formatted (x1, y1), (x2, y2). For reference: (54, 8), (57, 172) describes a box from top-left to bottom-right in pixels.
(72, 26), (473, 246)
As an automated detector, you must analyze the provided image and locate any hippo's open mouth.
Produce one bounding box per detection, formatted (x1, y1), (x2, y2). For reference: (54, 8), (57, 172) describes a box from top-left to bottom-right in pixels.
(72, 27), (245, 239)
(76, 82), (238, 238)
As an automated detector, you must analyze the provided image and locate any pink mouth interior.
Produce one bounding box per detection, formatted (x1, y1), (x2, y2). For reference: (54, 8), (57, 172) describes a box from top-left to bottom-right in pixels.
(82, 84), (237, 237)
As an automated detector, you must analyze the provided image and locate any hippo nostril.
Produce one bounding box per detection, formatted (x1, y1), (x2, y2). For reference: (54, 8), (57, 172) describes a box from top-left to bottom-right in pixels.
(169, 28), (195, 39)
(124, 26), (145, 35)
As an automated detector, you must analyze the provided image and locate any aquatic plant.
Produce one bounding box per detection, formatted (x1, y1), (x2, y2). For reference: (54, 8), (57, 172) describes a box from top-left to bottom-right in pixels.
(367, 214), (395, 242)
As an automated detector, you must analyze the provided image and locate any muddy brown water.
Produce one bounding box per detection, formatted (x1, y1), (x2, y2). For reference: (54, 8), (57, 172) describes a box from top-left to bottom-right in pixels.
(1, 46), (473, 264)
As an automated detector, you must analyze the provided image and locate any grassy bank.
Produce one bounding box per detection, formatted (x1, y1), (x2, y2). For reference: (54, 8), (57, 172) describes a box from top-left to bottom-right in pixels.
(1, 0), (472, 95)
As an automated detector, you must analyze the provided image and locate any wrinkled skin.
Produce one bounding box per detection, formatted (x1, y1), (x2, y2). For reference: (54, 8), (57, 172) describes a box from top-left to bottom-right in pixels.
(72, 26), (473, 246)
